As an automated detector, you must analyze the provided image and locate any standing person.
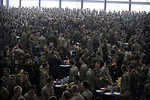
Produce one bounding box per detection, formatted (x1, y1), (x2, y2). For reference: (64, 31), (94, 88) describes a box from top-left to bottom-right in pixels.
(0, 79), (9, 100)
(81, 81), (93, 100)
(20, 31), (29, 51)
(71, 85), (85, 100)
(129, 64), (139, 100)
(11, 86), (25, 100)
(20, 72), (31, 95)
(93, 62), (104, 89)
(24, 85), (38, 100)
(87, 37), (93, 53)
(101, 60), (113, 86)
(58, 33), (65, 47)
(1, 68), (10, 88)
(86, 64), (95, 91)
(120, 65), (130, 94)
(39, 62), (50, 90)
(41, 77), (55, 100)
(67, 75), (82, 92)
(10, 31), (17, 47)
(7, 75), (18, 99)
(37, 34), (47, 51)
(79, 57), (88, 82)
(61, 91), (71, 100)
(69, 60), (78, 83)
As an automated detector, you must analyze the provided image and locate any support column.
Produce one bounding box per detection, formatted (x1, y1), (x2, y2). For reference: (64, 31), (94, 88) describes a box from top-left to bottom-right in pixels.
(129, 0), (131, 11)
(39, 0), (41, 10)
(104, 0), (106, 11)
(19, 0), (21, 7)
(81, 0), (83, 9)
(6, 0), (9, 8)
(59, 0), (61, 8)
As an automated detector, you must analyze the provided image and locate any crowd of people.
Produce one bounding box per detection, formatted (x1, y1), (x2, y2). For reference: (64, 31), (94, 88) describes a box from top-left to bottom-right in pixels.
(0, 5), (150, 100)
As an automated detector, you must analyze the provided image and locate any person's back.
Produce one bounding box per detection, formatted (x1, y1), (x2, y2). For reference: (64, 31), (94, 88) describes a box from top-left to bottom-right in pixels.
(71, 94), (85, 100)
(71, 85), (85, 100)
(79, 57), (88, 82)
(81, 81), (92, 100)
(69, 61), (78, 82)
(81, 90), (92, 100)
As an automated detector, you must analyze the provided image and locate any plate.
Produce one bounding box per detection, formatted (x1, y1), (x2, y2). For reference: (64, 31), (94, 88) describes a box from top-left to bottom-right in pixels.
(96, 90), (103, 93)
(55, 85), (62, 87)
(104, 92), (112, 95)
(113, 92), (120, 95)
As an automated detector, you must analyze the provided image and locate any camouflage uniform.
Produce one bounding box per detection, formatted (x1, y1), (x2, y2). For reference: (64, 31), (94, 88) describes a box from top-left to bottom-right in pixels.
(71, 94), (85, 100)
(79, 63), (88, 82)
(69, 65), (78, 82)
(39, 65), (49, 90)
(120, 71), (130, 94)
(81, 90), (93, 100)
(24, 91), (38, 100)
(41, 84), (55, 100)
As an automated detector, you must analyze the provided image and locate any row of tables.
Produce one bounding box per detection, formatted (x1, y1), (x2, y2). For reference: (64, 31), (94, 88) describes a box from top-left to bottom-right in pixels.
(54, 64), (122, 99)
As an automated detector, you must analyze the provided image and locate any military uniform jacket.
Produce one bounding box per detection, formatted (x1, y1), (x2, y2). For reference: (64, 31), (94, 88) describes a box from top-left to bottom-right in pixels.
(41, 85), (55, 100)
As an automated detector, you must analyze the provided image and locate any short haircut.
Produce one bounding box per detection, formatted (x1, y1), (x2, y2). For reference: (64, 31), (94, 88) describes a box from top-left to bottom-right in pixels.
(14, 86), (22, 93)
(121, 65), (128, 71)
(62, 91), (71, 100)
(48, 96), (57, 100)
(71, 85), (79, 93)
(47, 77), (54, 83)
(23, 71), (29, 77)
(4, 68), (10, 73)
(42, 63), (48, 68)
(10, 74), (16, 80)
(80, 57), (85, 62)
(82, 81), (89, 89)
(106, 60), (111, 65)
(74, 75), (80, 81)
(96, 52), (101, 56)
(30, 84), (37, 89)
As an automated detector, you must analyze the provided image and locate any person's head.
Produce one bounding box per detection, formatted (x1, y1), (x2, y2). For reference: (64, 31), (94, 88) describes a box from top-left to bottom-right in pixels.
(96, 52), (101, 56)
(49, 42), (54, 48)
(42, 62), (50, 70)
(62, 91), (71, 100)
(90, 64), (95, 70)
(48, 96), (57, 100)
(14, 86), (22, 96)
(69, 60), (74, 66)
(23, 71), (29, 81)
(71, 85), (79, 95)
(121, 65), (128, 72)
(79, 57), (85, 64)
(47, 77), (54, 86)
(95, 62), (100, 69)
(3, 68), (10, 77)
(29, 85), (37, 94)
(73, 75), (80, 84)
(106, 60), (112, 67)
(9, 74), (16, 84)
(82, 81), (89, 91)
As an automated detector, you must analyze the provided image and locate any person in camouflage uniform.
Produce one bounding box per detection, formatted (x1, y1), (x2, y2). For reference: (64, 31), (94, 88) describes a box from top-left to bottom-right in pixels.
(41, 77), (55, 100)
